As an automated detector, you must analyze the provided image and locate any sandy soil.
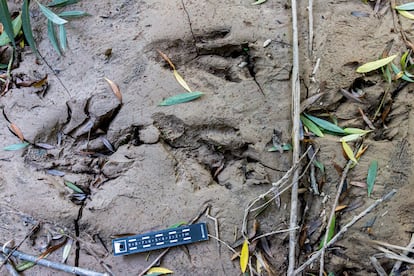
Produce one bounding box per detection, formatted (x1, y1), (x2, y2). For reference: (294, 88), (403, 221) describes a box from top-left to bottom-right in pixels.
(1, 0), (414, 275)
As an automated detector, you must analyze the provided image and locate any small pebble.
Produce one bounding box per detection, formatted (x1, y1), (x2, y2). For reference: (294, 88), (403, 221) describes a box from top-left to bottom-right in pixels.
(263, 39), (272, 48)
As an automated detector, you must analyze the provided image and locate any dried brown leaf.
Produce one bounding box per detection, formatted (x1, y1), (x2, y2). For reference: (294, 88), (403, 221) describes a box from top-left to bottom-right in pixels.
(335, 205), (348, 212)
(32, 74), (48, 88)
(104, 77), (122, 102)
(300, 92), (326, 113)
(359, 108), (375, 130)
(157, 49), (176, 70)
(9, 123), (24, 141)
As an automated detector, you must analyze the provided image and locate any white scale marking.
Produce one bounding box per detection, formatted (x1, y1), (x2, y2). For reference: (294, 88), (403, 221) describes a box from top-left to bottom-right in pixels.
(156, 242), (164, 246)
(183, 237), (191, 241)
(170, 239), (178, 243)
(130, 247), (137, 250)
(129, 239), (136, 242)
(143, 244), (151, 248)
(142, 236), (150, 240)
(155, 234), (163, 237)
(182, 228), (190, 232)
(168, 231), (177, 235)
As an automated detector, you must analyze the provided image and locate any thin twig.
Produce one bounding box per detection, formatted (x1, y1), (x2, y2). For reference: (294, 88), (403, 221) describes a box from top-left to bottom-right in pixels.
(252, 227), (299, 242)
(205, 207), (220, 252)
(390, 233), (414, 275)
(370, 256), (387, 276)
(319, 155), (355, 276)
(0, 253), (19, 276)
(137, 248), (170, 276)
(0, 245), (108, 276)
(288, 0), (301, 273)
(294, 189), (397, 274)
(207, 234), (237, 255)
(308, 0), (314, 56)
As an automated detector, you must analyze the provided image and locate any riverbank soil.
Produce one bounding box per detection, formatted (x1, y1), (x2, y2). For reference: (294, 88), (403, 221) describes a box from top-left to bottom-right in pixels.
(1, 0), (414, 275)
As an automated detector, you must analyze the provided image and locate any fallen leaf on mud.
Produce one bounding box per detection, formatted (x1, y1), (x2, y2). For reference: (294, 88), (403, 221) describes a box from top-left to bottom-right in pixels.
(300, 92), (325, 112)
(22, 0), (39, 57)
(173, 70), (192, 92)
(350, 181), (367, 188)
(146, 267), (173, 275)
(390, 63), (414, 82)
(58, 10), (90, 18)
(16, 260), (36, 272)
(351, 11), (370, 17)
(356, 54), (397, 73)
(35, 142), (55, 150)
(341, 141), (357, 163)
(100, 136), (115, 152)
(169, 222), (187, 228)
(48, 0), (80, 8)
(46, 169), (65, 176)
(37, 2), (68, 25)
(104, 77), (122, 102)
(339, 88), (364, 103)
(304, 113), (345, 134)
(367, 160), (378, 197)
(358, 108), (375, 130)
(3, 142), (29, 151)
(9, 123), (24, 141)
(62, 238), (73, 263)
(252, 0), (267, 5)
(335, 205), (347, 212)
(355, 144), (368, 159)
(240, 239), (249, 273)
(319, 215), (336, 249)
(300, 115), (324, 137)
(339, 133), (364, 142)
(157, 49), (175, 70)
(47, 19), (61, 55)
(268, 144), (292, 152)
(64, 180), (84, 194)
(343, 127), (372, 135)
(395, 2), (414, 11)
(159, 91), (203, 106)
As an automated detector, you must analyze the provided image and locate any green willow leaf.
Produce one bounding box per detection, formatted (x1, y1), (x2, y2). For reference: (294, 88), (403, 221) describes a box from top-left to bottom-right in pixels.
(3, 142), (29, 151)
(48, 0), (78, 8)
(159, 91), (203, 106)
(367, 160), (378, 197)
(0, 63), (7, 69)
(47, 20), (61, 55)
(343, 128), (372, 135)
(0, 0), (16, 47)
(64, 181), (84, 194)
(395, 2), (414, 11)
(304, 113), (345, 134)
(339, 133), (364, 142)
(300, 115), (324, 137)
(37, 1), (68, 25)
(15, 260), (36, 271)
(0, 14), (22, 46)
(59, 24), (67, 51)
(356, 54), (397, 73)
(22, 0), (40, 57)
(58, 10), (90, 18)
(319, 215), (336, 249)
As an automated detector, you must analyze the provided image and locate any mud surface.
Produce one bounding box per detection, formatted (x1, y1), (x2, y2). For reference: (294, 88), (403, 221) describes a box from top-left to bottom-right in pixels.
(1, 0), (414, 275)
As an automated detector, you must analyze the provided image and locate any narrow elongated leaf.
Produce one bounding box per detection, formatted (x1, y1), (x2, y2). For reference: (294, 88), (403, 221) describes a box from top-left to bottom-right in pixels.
(58, 10), (89, 18)
(173, 70), (192, 92)
(48, 0), (78, 8)
(367, 160), (378, 197)
(343, 127), (372, 135)
(104, 77), (122, 102)
(58, 24), (67, 51)
(391, 63), (414, 82)
(0, 14), (22, 46)
(0, 0), (16, 47)
(64, 181), (84, 194)
(159, 91), (203, 106)
(62, 239), (73, 263)
(22, 0), (40, 57)
(47, 19), (61, 55)
(340, 133), (365, 142)
(395, 2), (414, 11)
(146, 267), (173, 274)
(37, 2), (68, 25)
(240, 239), (249, 273)
(356, 54), (397, 73)
(4, 142), (29, 151)
(300, 115), (324, 137)
(252, 0), (267, 5)
(401, 51), (409, 70)
(9, 123), (24, 141)
(304, 113), (345, 134)
(319, 215), (336, 249)
(342, 141), (357, 163)
(46, 169), (65, 176)
(16, 260), (36, 271)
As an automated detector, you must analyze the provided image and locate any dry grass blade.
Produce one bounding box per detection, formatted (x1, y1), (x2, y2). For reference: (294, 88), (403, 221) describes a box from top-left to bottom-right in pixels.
(9, 123), (24, 141)
(157, 49), (175, 70)
(104, 77), (122, 103)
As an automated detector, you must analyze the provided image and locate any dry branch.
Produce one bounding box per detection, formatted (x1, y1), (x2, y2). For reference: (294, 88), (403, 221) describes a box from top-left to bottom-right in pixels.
(294, 189), (397, 274)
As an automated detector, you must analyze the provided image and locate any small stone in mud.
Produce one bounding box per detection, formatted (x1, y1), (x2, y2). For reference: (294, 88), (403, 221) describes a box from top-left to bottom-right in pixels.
(139, 125), (160, 144)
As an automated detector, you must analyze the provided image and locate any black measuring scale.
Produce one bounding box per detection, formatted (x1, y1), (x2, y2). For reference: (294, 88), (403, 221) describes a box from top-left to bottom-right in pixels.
(112, 222), (209, 256)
